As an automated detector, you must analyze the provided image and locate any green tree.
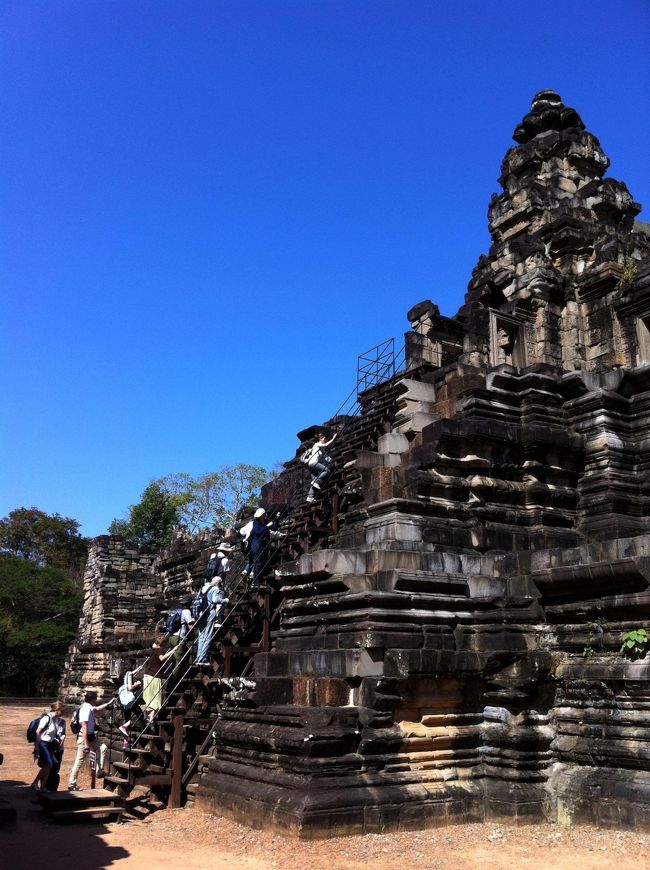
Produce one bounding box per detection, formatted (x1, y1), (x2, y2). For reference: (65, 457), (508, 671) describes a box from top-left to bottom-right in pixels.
(0, 554), (83, 696)
(0, 507), (89, 584)
(156, 463), (271, 532)
(108, 482), (181, 550)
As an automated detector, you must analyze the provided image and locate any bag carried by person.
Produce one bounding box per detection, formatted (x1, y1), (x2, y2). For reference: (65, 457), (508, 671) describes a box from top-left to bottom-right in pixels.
(190, 589), (209, 621)
(164, 607), (183, 636)
(118, 672), (136, 709)
(300, 443), (320, 466)
(70, 707), (82, 735)
(26, 713), (50, 743)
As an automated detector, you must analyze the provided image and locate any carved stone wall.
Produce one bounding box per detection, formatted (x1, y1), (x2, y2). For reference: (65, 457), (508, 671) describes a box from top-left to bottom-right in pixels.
(63, 91), (650, 834)
(193, 92), (650, 835)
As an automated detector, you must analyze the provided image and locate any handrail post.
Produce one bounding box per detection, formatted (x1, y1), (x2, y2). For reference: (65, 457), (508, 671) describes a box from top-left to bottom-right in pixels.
(262, 592), (271, 651)
(331, 491), (339, 535)
(168, 709), (184, 809)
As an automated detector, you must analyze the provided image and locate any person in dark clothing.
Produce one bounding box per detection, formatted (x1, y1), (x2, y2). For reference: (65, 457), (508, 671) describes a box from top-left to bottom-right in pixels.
(45, 708), (66, 791)
(249, 508), (283, 588)
(204, 552), (220, 583)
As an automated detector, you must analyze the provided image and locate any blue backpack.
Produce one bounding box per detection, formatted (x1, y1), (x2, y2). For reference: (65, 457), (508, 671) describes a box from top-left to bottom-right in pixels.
(164, 607), (183, 635)
(27, 713), (50, 743)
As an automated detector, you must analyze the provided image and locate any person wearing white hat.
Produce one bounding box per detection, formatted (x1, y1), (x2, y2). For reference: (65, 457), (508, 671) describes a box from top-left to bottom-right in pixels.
(217, 549), (230, 576)
(249, 508), (282, 588)
(238, 510), (255, 576)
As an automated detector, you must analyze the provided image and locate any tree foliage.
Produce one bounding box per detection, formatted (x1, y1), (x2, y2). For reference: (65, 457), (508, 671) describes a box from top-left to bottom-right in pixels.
(108, 481), (181, 550)
(156, 463), (271, 532)
(0, 507), (89, 584)
(0, 554), (83, 696)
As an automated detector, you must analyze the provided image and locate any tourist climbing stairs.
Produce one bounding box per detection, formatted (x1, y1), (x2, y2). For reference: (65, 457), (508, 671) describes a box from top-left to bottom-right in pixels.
(279, 365), (407, 558)
(94, 338), (412, 816)
(99, 544), (284, 811)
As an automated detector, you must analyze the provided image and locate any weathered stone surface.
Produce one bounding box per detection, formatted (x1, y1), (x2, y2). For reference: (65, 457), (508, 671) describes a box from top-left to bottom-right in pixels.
(67, 91), (650, 835)
(195, 91), (650, 835)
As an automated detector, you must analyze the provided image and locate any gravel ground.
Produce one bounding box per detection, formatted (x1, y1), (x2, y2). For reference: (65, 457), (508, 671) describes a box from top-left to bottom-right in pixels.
(1, 702), (648, 870)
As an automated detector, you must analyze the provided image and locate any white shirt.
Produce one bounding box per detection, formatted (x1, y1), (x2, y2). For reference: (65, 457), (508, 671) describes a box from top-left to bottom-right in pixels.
(78, 701), (96, 736)
(174, 608), (194, 639)
(37, 714), (58, 743)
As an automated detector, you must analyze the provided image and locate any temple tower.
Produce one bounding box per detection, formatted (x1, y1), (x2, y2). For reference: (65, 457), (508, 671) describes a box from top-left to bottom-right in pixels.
(190, 92), (650, 835)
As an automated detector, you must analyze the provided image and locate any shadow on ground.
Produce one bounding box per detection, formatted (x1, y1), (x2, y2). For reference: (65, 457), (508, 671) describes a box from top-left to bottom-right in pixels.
(0, 778), (129, 870)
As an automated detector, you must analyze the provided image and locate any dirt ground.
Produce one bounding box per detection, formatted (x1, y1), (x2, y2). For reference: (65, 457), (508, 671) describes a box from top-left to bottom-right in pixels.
(1, 702), (648, 870)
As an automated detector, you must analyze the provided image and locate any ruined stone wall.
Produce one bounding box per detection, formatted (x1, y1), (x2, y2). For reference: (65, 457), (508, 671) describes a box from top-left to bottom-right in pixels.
(59, 536), (159, 703)
(59, 530), (226, 702)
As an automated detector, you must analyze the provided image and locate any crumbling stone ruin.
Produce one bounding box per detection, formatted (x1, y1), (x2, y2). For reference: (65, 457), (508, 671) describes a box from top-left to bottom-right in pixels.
(63, 91), (650, 835)
(60, 530), (227, 700)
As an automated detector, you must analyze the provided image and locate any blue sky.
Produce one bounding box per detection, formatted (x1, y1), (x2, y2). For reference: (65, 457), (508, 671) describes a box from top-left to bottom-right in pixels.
(2, 1), (649, 537)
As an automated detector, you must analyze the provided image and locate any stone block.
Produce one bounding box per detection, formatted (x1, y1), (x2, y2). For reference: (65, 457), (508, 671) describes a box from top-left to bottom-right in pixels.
(377, 432), (410, 454)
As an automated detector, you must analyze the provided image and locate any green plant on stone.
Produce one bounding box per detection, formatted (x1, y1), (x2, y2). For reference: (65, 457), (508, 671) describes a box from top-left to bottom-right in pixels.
(619, 628), (648, 660)
(582, 645), (595, 659)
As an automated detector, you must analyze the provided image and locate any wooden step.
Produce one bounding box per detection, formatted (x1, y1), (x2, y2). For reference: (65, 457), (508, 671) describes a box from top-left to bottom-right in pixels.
(122, 747), (157, 758)
(38, 788), (123, 813)
(114, 761), (167, 776)
(103, 775), (129, 788)
(50, 805), (125, 822)
(135, 774), (171, 787)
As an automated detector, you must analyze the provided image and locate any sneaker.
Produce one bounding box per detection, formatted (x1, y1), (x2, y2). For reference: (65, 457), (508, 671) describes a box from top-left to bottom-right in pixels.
(118, 725), (129, 737)
(306, 496), (316, 503)
(122, 740), (130, 750)
(68, 784), (81, 792)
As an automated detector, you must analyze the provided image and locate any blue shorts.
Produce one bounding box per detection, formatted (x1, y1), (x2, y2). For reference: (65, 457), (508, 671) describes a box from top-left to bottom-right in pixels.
(37, 741), (58, 767)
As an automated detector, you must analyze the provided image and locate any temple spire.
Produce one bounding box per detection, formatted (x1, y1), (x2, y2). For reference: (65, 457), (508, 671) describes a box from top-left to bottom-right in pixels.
(512, 89), (585, 144)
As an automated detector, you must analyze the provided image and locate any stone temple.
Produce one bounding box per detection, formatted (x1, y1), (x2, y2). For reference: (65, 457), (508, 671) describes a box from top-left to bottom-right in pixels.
(61, 91), (650, 835)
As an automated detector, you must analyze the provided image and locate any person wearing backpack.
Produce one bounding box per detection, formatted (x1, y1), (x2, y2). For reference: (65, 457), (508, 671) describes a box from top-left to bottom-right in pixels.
(249, 508), (284, 588)
(303, 430), (338, 503)
(167, 600), (195, 679)
(67, 690), (114, 792)
(195, 574), (230, 666)
(45, 707), (66, 791)
(204, 552), (220, 583)
(142, 636), (175, 723)
(30, 701), (64, 793)
(117, 660), (144, 747)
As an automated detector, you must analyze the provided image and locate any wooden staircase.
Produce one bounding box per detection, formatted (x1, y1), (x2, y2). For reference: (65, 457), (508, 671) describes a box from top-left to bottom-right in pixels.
(88, 371), (409, 819)
(100, 577), (276, 810)
(37, 788), (125, 823)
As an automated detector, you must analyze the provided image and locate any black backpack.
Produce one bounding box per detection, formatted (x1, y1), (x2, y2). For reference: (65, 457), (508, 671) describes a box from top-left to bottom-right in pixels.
(204, 557), (219, 581)
(26, 712), (50, 743)
(70, 707), (82, 735)
(164, 607), (183, 635)
(190, 589), (210, 621)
